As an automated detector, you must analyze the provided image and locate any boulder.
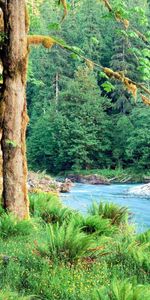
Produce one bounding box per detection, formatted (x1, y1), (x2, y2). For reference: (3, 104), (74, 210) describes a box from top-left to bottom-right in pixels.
(57, 179), (73, 193)
(67, 174), (110, 185)
(27, 171), (73, 193)
(128, 183), (150, 196)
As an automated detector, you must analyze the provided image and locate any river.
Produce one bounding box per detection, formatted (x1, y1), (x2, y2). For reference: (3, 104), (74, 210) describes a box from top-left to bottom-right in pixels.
(61, 183), (150, 232)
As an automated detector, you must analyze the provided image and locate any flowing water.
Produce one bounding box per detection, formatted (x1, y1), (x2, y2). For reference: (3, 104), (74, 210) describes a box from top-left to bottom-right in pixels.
(61, 183), (150, 232)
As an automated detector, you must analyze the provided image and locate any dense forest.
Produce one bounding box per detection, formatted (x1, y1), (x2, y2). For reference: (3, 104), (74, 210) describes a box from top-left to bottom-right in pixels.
(27, 0), (150, 174)
(0, 1), (150, 299)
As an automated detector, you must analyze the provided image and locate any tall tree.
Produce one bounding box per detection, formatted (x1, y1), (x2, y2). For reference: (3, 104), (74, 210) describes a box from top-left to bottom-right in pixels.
(0, 0), (29, 219)
(0, 0), (67, 218)
(0, 0), (149, 219)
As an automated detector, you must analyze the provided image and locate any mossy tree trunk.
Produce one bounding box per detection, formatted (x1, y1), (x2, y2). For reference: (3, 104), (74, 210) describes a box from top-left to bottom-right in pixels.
(1, 0), (29, 219)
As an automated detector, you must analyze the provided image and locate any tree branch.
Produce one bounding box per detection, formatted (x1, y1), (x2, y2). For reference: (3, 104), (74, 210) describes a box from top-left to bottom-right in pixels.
(28, 34), (150, 104)
(27, 35), (56, 48)
(101, 0), (150, 46)
(57, 0), (68, 22)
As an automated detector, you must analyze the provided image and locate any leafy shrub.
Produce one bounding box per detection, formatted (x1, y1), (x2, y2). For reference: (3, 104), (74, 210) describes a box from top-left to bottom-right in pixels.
(102, 233), (150, 277)
(137, 230), (150, 244)
(89, 201), (129, 225)
(37, 220), (94, 262)
(29, 192), (73, 224)
(29, 192), (61, 215)
(82, 215), (117, 236)
(0, 213), (33, 238)
(92, 279), (150, 300)
(41, 206), (74, 225)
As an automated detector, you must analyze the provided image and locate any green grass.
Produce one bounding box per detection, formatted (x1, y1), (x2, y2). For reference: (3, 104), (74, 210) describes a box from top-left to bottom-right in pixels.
(0, 192), (149, 299)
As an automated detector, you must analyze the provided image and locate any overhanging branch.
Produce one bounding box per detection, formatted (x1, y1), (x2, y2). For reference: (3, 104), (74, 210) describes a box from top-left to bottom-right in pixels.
(28, 34), (150, 105)
(101, 0), (150, 45)
(59, 0), (68, 22)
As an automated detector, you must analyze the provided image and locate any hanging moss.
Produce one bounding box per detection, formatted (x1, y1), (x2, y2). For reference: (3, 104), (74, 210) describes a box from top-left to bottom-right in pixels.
(141, 95), (150, 106)
(103, 67), (137, 99)
(27, 35), (56, 49)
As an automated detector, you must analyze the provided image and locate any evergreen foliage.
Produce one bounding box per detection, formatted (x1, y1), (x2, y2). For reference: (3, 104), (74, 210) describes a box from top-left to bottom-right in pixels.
(27, 0), (150, 174)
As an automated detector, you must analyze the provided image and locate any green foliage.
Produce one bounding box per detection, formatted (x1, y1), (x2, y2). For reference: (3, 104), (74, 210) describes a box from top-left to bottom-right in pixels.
(81, 215), (117, 236)
(27, 0), (150, 174)
(29, 192), (73, 224)
(0, 192), (149, 299)
(27, 66), (112, 172)
(126, 106), (150, 170)
(93, 279), (150, 300)
(101, 81), (115, 92)
(88, 202), (129, 225)
(29, 192), (61, 216)
(37, 220), (94, 262)
(0, 291), (35, 300)
(0, 213), (34, 238)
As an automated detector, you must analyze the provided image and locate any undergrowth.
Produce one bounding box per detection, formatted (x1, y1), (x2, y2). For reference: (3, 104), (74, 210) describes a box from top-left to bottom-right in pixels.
(0, 192), (149, 299)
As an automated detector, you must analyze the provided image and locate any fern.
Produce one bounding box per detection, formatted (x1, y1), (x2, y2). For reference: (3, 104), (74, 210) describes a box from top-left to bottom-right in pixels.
(37, 219), (94, 262)
(29, 192), (74, 225)
(93, 279), (150, 300)
(82, 215), (117, 236)
(0, 213), (33, 238)
(88, 201), (129, 226)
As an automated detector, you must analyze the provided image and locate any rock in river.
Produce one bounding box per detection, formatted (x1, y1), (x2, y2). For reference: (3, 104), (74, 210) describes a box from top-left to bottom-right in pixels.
(128, 183), (150, 196)
(67, 174), (110, 185)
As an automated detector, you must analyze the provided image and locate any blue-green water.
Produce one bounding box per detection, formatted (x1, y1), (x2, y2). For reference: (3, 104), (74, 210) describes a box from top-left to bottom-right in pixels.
(61, 183), (150, 232)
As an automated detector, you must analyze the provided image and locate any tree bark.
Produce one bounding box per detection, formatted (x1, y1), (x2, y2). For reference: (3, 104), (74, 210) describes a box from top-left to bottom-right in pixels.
(1, 0), (29, 219)
(55, 72), (59, 112)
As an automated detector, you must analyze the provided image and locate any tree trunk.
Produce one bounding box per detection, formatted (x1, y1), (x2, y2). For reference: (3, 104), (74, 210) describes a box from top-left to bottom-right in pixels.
(1, 0), (29, 219)
(55, 72), (59, 112)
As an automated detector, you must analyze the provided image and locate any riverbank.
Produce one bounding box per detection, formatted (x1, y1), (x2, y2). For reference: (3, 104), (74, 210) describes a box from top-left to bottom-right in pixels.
(62, 168), (150, 184)
(0, 191), (149, 299)
(28, 171), (73, 193)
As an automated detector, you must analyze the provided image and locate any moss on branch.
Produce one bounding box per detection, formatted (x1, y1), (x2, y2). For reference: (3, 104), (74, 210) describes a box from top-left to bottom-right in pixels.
(27, 35), (56, 49)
